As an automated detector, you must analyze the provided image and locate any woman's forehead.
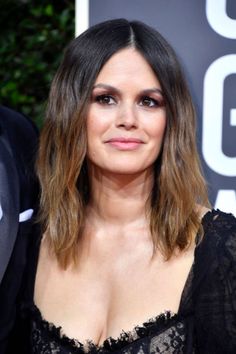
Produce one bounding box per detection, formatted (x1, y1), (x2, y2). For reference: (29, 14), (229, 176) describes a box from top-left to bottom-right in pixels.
(94, 48), (161, 89)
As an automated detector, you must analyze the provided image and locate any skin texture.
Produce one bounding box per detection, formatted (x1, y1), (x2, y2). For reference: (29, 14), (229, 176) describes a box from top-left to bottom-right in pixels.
(35, 49), (196, 346)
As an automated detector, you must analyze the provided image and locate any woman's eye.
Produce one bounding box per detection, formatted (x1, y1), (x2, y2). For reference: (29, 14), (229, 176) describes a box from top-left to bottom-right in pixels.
(140, 96), (159, 107)
(95, 95), (116, 105)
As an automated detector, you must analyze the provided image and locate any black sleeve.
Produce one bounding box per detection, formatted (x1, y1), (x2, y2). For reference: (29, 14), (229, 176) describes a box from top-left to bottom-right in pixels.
(194, 210), (236, 353)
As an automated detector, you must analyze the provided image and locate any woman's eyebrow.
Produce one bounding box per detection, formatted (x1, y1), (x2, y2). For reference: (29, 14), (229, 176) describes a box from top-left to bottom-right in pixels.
(141, 88), (163, 96)
(93, 83), (120, 94)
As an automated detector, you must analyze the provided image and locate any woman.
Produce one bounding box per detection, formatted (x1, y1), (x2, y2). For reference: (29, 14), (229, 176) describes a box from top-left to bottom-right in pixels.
(12, 19), (236, 353)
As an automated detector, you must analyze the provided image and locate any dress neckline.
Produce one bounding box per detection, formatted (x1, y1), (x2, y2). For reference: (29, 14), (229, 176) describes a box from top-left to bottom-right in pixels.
(28, 209), (217, 351)
(30, 303), (179, 352)
(29, 255), (193, 350)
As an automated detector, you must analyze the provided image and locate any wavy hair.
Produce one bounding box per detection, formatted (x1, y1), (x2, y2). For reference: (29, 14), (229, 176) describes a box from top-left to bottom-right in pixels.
(37, 19), (209, 268)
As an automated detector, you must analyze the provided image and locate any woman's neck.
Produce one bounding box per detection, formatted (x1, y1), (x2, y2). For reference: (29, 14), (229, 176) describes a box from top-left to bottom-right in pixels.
(87, 167), (154, 225)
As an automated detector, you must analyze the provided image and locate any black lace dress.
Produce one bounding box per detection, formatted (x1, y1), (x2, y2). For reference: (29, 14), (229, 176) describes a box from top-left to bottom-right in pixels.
(8, 210), (236, 353)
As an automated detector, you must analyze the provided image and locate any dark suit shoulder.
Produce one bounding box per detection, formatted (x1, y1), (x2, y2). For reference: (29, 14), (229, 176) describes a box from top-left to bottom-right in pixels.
(0, 105), (39, 210)
(0, 105), (38, 141)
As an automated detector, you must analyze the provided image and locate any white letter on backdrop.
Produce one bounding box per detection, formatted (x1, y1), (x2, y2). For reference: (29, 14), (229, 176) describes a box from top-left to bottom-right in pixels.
(206, 0), (236, 39)
(202, 54), (236, 176)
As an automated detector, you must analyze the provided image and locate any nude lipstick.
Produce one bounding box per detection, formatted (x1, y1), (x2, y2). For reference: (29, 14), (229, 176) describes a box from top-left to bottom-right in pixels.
(106, 137), (143, 150)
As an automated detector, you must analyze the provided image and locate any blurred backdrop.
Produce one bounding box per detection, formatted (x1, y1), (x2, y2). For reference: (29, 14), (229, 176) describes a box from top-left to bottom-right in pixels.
(0, 0), (75, 128)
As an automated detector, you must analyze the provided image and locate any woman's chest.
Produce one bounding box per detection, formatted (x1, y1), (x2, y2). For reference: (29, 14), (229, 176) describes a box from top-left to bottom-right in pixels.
(34, 245), (193, 346)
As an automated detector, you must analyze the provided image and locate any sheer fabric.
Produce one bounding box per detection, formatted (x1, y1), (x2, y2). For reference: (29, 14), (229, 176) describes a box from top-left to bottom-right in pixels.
(29, 307), (186, 353)
(8, 209), (236, 353)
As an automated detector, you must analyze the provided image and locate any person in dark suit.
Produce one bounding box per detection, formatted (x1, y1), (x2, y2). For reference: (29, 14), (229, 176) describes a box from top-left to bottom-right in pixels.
(0, 105), (38, 352)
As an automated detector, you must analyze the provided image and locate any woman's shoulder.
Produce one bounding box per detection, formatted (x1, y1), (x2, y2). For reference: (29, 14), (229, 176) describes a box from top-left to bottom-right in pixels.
(193, 208), (236, 295)
(201, 208), (236, 247)
(201, 207), (236, 226)
(196, 208), (236, 264)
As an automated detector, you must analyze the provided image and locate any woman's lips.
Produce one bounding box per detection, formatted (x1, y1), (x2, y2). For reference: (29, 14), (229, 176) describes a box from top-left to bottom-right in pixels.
(105, 138), (144, 150)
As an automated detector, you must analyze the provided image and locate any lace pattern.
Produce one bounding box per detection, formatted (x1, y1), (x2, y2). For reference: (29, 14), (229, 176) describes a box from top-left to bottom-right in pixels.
(28, 304), (186, 353)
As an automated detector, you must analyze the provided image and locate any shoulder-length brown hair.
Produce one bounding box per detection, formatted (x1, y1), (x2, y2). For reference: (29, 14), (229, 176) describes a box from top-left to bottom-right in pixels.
(37, 19), (209, 268)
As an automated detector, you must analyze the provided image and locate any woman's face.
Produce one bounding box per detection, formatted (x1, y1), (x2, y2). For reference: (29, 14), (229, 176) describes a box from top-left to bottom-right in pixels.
(86, 48), (166, 176)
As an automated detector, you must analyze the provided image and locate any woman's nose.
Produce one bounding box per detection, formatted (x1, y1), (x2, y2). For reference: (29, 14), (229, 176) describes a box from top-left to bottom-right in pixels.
(116, 104), (138, 130)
